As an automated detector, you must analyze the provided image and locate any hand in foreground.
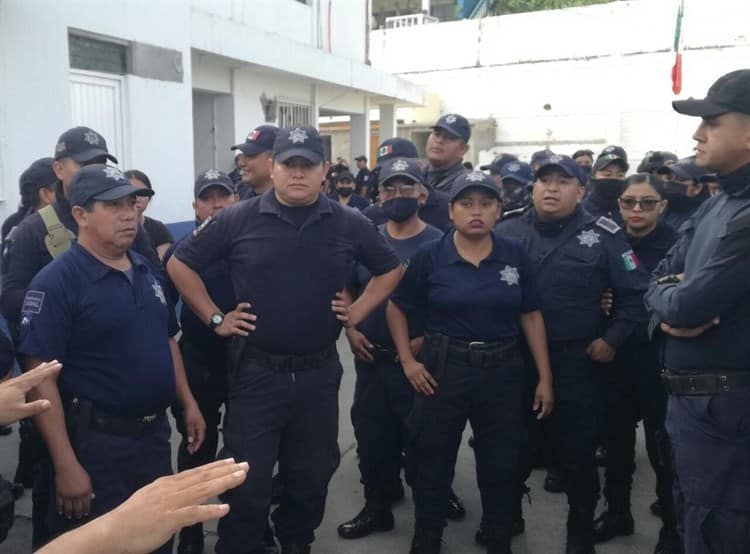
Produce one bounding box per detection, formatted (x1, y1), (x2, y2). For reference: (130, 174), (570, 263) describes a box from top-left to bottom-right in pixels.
(215, 303), (257, 337)
(39, 459), (249, 554)
(403, 359), (438, 396)
(332, 291), (354, 327)
(586, 338), (616, 363)
(0, 360), (61, 426)
(345, 328), (374, 362)
(533, 379), (554, 420)
(660, 317), (719, 338)
(182, 401), (207, 454)
(55, 461), (94, 519)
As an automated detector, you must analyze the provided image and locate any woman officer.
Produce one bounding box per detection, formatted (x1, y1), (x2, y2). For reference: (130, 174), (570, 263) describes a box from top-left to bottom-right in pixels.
(387, 171), (554, 554)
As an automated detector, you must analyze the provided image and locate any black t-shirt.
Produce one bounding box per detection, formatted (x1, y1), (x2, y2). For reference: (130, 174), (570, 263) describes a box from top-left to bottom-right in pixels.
(143, 216), (174, 249)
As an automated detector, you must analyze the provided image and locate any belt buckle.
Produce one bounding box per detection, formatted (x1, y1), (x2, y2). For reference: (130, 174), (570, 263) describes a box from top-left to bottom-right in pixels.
(141, 414), (157, 423)
(468, 341), (485, 350)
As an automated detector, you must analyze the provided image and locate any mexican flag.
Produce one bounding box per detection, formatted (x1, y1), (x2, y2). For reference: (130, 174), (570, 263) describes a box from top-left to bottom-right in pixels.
(671, 0), (685, 94)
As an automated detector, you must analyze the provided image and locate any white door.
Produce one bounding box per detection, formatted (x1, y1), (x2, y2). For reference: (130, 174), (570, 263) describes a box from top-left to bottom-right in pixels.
(69, 69), (126, 166)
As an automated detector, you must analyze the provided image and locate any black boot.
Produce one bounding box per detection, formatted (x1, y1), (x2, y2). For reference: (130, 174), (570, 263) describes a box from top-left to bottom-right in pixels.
(337, 500), (395, 539)
(446, 489), (466, 520)
(654, 523), (683, 554)
(566, 507), (596, 554)
(280, 545), (310, 554)
(410, 527), (443, 554)
(483, 524), (513, 554)
(592, 508), (634, 543)
(544, 467), (566, 493)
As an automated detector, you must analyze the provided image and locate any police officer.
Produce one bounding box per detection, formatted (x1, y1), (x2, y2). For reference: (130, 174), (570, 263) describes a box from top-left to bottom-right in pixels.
(656, 157), (709, 231)
(582, 146), (629, 223)
(162, 170), (239, 554)
(497, 155), (648, 554)
(425, 114), (470, 195)
(1, 158), (57, 243)
(337, 158), (444, 540)
(480, 153), (519, 187)
(363, 138), (453, 232)
(572, 150), (595, 176)
(17, 164), (206, 552)
(354, 155), (372, 198)
(327, 170), (370, 210)
(497, 161), (533, 222)
(530, 149), (556, 172)
(594, 174), (681, 553)
(646, 69), (750, 554)
(167, 126), (404, 554)
(231, 125), (279, 201)
(637, 151), (679, 174)
(388, 170), (553, 554)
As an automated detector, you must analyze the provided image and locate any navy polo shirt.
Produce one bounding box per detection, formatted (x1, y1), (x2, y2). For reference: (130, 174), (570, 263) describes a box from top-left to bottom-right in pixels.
(18, 243), (178, 417)
(174, 189), (401, 355)
(391, 231), (541, 341)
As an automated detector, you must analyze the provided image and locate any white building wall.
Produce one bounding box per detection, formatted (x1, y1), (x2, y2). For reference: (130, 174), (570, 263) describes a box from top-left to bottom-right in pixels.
(370, 0), (750, 167)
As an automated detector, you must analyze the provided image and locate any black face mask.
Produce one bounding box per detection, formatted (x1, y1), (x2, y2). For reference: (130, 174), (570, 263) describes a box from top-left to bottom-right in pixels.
(382, 197), (420, 222)
(662, 181), (688, 200)
(589, 178), (625, 206)
(578, 164), (592, 177)
(336, 186), (354, 197)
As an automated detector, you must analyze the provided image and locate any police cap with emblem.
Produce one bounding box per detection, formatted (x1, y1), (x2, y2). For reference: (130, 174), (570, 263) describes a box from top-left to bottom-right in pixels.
(273, 126), (325, 164)
(531, 149), (556, 167)
(593, 145), (629, 173)
(637, 151), (678, 173)
(376, 138), (419, 166)
(379, 158), (423, 186)
(450, 171), (501, 202)
(673, 69), (750, 117)
(480, 153), (519, 174)
(535, 155), (587, 185)
(68, 164), (153, 207)
(432, 113), (471, 143)
(54, 126), (118, 164)
(656, 156), (704, 182)
(231, 125), (279, 156)
(194, 169), (236, 199)
(20, 158), (57, 194)
(500, 161), (534, 186)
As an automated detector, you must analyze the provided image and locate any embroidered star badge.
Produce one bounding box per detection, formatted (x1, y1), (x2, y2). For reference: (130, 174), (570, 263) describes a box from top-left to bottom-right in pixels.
(499, 265), (520, 286)
(445, 114), (457, 124)
(152, 281), (167, 305)
(203, 169), (221, 180)
(103, 166), (126, 181)
(289, 128), (308, 144)
(506, 162), (520, 172)
(577, 229), (601, 248)
(83, 131), (101, 145)
(465, 172), (485, 182)
(391, 159), (409, 171)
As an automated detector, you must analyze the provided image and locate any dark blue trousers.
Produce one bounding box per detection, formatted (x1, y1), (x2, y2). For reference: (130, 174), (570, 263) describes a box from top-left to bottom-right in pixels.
(215, 349), (342, 554)
(667, 392), (750, 553)
(409, 347), (524, 530)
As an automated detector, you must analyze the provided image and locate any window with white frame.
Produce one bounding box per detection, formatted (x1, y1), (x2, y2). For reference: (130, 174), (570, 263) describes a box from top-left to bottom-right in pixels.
(277, 98), (314, 128)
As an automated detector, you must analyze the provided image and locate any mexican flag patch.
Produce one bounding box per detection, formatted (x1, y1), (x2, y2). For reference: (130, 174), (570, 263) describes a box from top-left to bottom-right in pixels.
(622, 250), (640, 271)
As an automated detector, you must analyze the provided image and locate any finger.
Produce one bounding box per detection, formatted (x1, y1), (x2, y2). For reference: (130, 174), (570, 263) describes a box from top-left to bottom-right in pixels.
(235, 312), (257, 322)
(171, 466), (249, 507)
(193, 426), (206, 452)
(419, 378), (434, 395)
(171, 503), (231, 529)
(235, 302), (252, 311)
(16, 361), (62, 390)
(170, 459), (240, 486)
(234, 321), (256, 332)
(17, 399), (52, 418)
(71, 497), (84, 520)
(424, 372), (438, 388)
(533, 397), (540, 413)
(63, 497), (74, 519)
(81, 494), (92, 517)
(56, 492), (65, 515)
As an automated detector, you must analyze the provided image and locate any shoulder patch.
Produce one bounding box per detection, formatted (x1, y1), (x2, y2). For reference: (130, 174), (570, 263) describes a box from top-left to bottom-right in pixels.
(193, 216), (213, 237)
(595, 216), (620, 235)
(22, 290), (45, 314)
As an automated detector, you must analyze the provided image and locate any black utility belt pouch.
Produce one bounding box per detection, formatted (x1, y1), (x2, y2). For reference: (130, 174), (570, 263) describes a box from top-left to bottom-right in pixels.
(661, 369), (750, 395)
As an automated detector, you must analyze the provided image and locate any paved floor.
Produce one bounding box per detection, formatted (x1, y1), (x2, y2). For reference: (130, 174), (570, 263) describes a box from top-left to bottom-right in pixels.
(0, 338), (664, 553)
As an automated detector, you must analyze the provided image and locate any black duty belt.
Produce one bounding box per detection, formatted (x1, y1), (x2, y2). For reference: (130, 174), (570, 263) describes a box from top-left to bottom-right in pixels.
(370, 344), (398, 364)
(65, 397), (165, 440)
(661, 369), (750, 395)
(243, 343), (336, 372)
(426, 333), (517, 368)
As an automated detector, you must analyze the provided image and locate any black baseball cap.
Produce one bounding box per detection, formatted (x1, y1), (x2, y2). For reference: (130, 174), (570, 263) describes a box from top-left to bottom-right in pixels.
(379, 158), (423, 186)
(593, 145), (629, 172)
(231, 125), (279, 156)
(657, 157), (704, 182)
(68, 164), (152, 207)
(194, 169), (236, 198)
(500, 161), (534, 185)
(432, 113), (471, 142)
(450, 171), (501, 202)
(480, 153), (519, 174)
(354, 155), (367, 162)
(54, 126), (117, 164)
(336, 171), (355, 183)
(637, 150), (679, 173)
(273, 126), (325, 164)
(376, 138), (419, 165)
(673, 69), (750, 117)
(535, 155), (587, 185)
(531, 149), (556, 166)
(19, 158), (57, 193)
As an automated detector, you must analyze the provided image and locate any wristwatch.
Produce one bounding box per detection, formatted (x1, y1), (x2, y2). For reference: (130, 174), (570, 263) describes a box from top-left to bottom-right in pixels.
(208, 312), (224, 329)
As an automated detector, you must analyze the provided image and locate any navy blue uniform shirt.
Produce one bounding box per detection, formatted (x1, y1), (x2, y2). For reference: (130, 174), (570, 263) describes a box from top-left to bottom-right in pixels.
(425, 161), (468, 195)
(1, 189), (162, 328)
(497, 207), (648, 348)
(174, 189), (401, 355)
(18, 243), (178, 417)
(354, 223), (443, 346)
(647, 163), (750, 372)
(391, 231), (541, 341)
(327, 192), (370, 211)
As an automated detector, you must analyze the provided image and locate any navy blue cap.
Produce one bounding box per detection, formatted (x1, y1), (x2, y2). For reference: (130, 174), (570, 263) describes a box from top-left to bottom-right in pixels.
(657, 157), (704, 182)
(432, 113), (471, 142)
(378, 158), (423, 186)
(273, 126), (325, 164)
(336, 171), (355, 183)
(54, 126), (117, 164)
(231, 125), (279, 156)
(593, 145), (629, 172)
(450, 171), (501, 201)
(194, 169), (236, 198)
(19, 158), (57, 194)
(69, 164), (153, 207)
(673, 69), (750, 117)
(500, 161), (533, 185)
(637, 150), (678, 173)
(531, 149), (556, 166)
(376, 138), (419, 165)
(480, 153), (518, 174)
(535, 155), (587, 185)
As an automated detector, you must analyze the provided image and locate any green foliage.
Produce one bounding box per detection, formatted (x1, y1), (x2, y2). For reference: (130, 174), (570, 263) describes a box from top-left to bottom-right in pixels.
(492, 0), (613, 15)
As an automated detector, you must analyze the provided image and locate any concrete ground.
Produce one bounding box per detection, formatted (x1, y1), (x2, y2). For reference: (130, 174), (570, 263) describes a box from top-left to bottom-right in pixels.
(0, 338), (663, 553)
